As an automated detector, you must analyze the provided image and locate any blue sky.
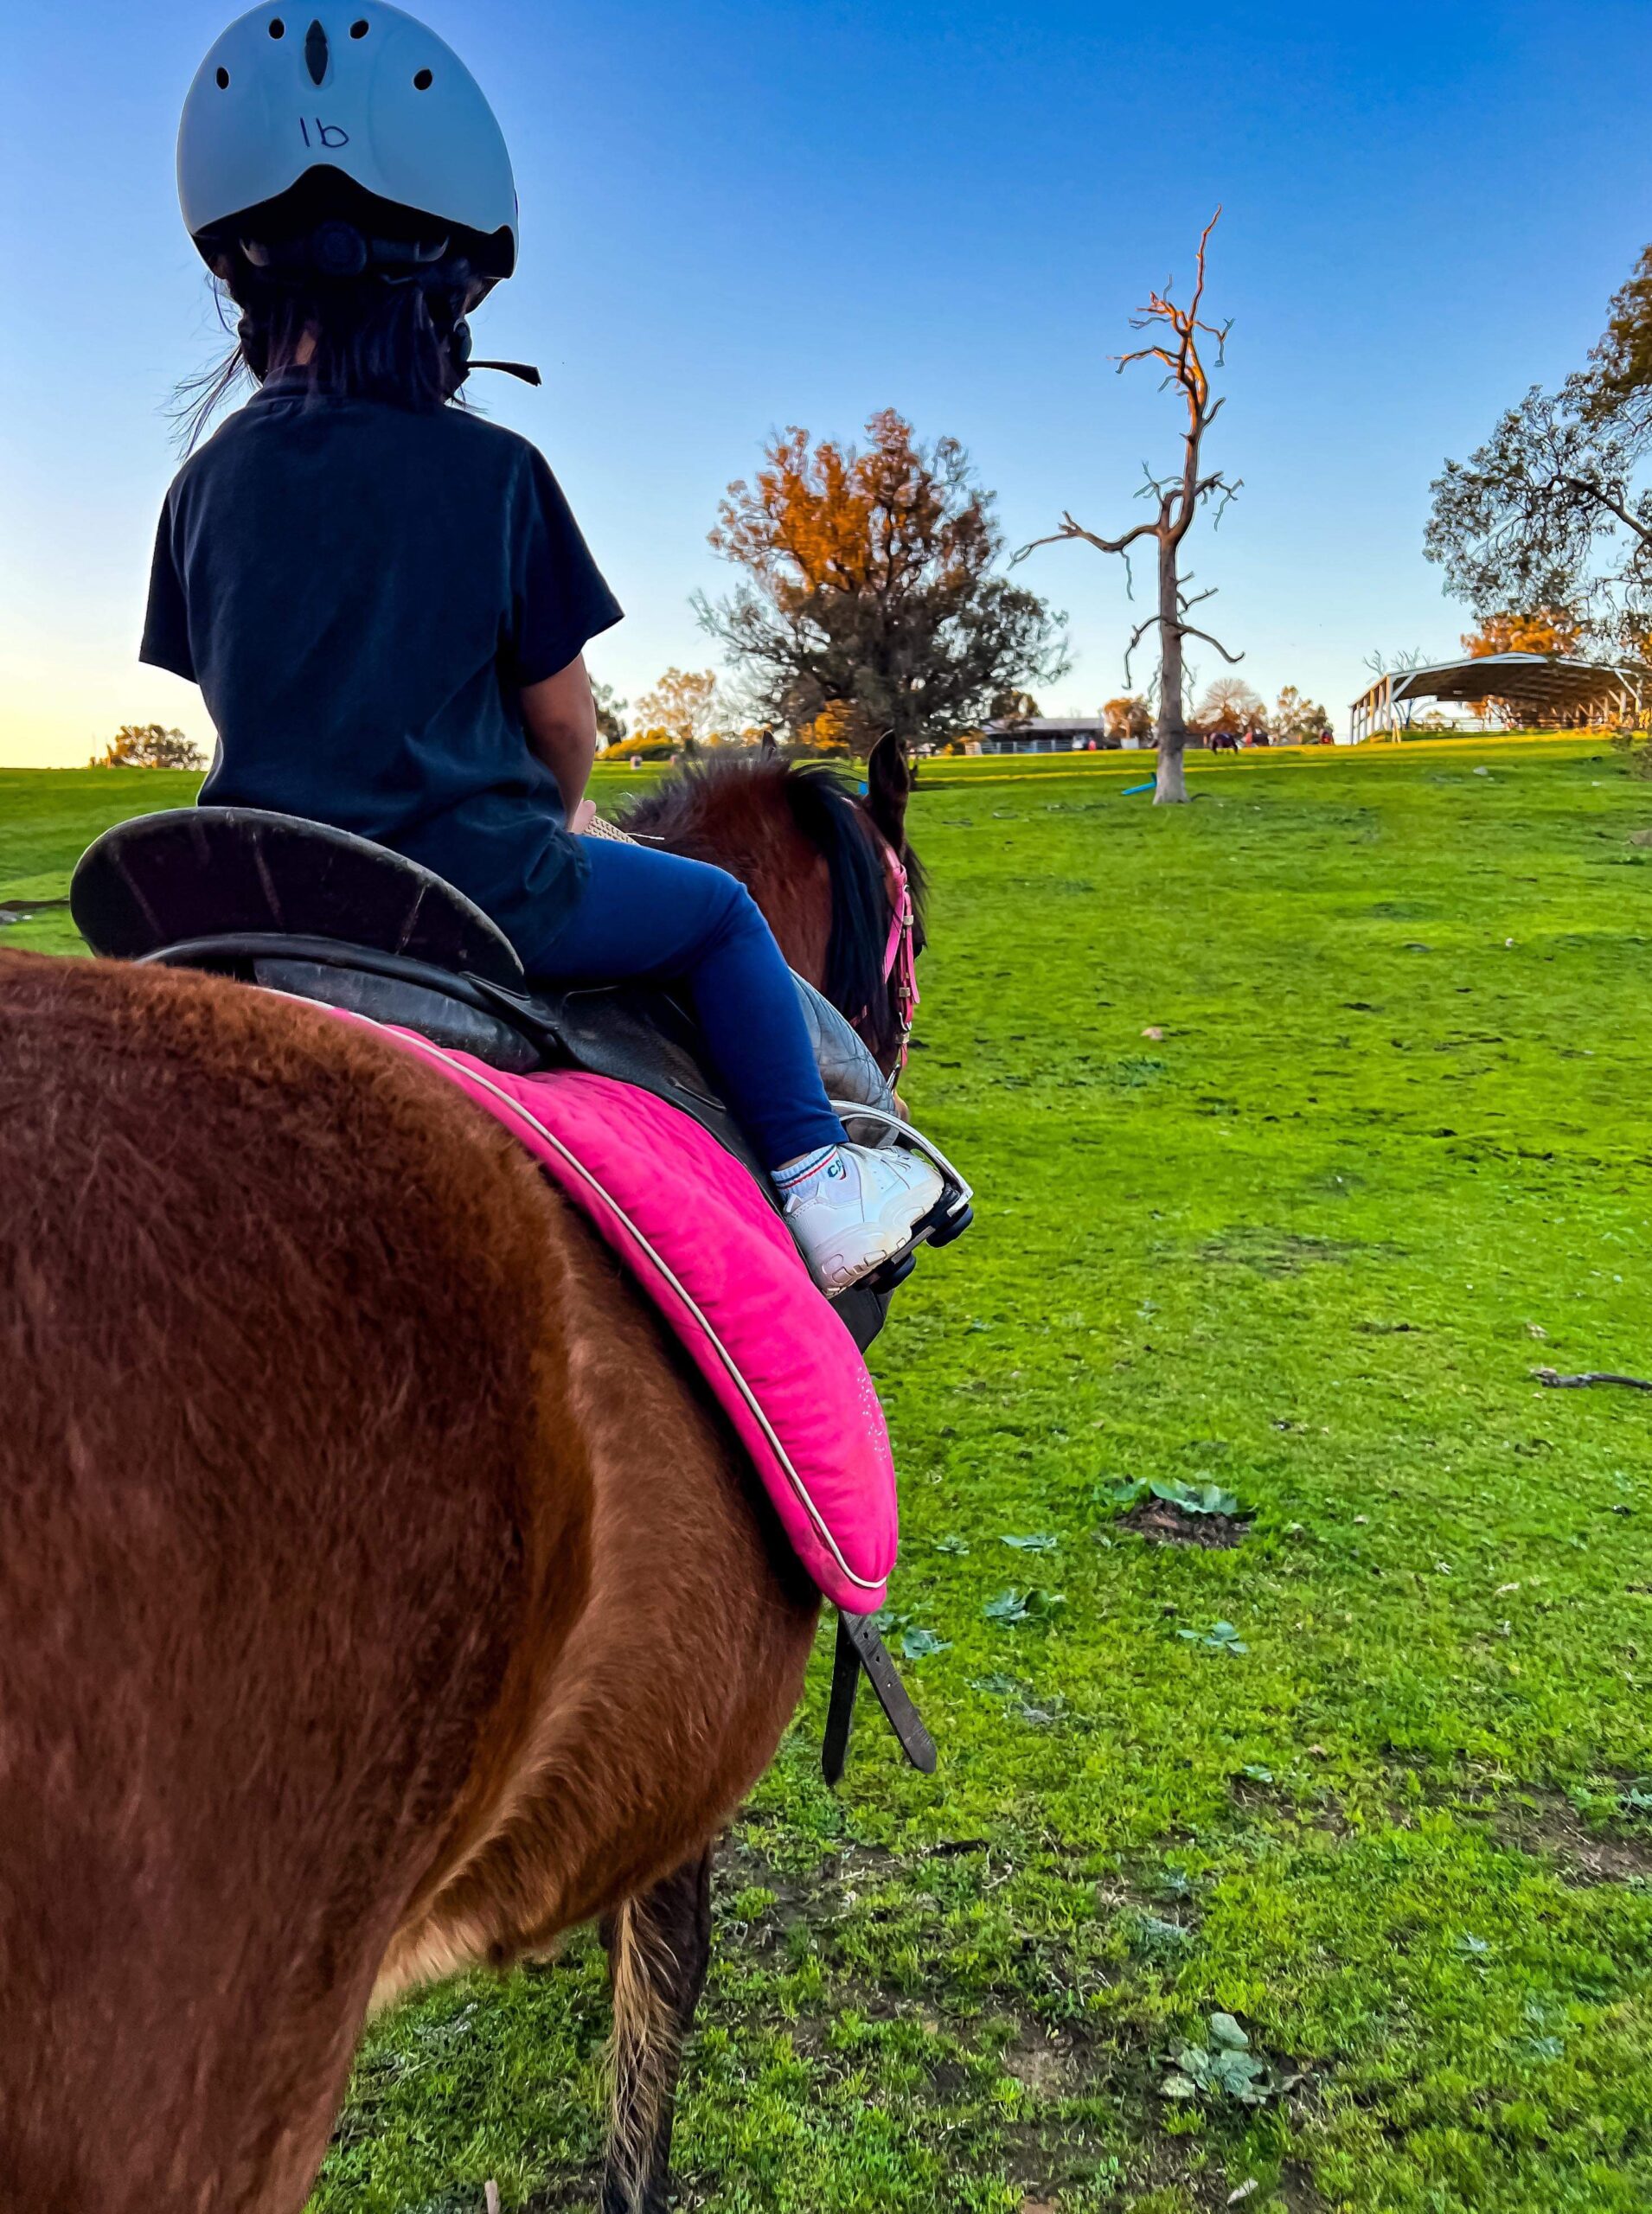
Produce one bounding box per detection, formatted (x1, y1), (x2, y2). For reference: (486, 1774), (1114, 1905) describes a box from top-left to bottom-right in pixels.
(3, 0), (1649, 764)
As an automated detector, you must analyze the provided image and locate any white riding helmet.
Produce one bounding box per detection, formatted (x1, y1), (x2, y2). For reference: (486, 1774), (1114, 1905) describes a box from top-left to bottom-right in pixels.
(178, 2), (517, 284)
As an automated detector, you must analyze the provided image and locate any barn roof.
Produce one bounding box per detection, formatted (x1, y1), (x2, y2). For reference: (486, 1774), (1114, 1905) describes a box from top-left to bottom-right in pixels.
(1350, 653), (1649, 724)
(1395, 654), (1642, 709)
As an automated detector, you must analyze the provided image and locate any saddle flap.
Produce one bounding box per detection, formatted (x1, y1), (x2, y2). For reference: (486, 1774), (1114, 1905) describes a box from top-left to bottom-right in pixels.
(255, 958), (542, 1072)
(792, 974), (896, 1119)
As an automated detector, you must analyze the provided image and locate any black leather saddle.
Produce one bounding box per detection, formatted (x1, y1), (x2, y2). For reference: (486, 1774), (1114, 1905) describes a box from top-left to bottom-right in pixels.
(69, 808), (930, 1351)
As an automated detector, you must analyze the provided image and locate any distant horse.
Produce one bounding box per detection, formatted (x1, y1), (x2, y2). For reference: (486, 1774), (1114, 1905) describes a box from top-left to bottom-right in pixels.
(0, 739), (923, 2214)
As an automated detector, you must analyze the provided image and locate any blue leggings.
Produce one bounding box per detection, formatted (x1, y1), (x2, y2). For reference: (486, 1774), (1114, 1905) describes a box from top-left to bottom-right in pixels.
(527, 837), (848, 1169)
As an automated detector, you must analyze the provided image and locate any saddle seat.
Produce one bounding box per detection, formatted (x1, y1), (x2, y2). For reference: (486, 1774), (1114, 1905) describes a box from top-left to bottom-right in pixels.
(70, 808), (971, 1351)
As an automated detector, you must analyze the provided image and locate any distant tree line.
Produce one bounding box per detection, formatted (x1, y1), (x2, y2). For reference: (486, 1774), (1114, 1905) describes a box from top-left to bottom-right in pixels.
(91, 725), (206, 770)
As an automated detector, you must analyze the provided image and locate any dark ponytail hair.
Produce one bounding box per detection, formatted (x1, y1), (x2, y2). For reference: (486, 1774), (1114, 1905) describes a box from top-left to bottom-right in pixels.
(176, 181), (483, 448)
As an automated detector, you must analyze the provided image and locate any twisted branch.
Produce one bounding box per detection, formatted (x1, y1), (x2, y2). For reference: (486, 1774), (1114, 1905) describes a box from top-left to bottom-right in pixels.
(1181, 622), (1244, 665)
(1012, 511), (1161, 566)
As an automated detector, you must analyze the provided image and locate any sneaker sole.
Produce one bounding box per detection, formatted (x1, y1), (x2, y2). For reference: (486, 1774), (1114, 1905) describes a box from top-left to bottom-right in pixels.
(815, 1219), (924, 1295)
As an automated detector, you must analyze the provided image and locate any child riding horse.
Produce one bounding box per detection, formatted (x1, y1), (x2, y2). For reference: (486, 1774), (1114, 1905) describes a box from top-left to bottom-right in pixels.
(146, 0), (942, 1293)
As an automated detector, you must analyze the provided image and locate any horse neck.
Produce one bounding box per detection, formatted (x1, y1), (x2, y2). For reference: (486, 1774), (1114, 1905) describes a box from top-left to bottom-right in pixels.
(624, 761), (905, 1078)
(641, 778), (835, 989)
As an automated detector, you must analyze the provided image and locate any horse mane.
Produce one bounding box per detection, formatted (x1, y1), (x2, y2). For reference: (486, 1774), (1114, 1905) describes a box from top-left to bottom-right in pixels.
(620, 757), (925, 1061)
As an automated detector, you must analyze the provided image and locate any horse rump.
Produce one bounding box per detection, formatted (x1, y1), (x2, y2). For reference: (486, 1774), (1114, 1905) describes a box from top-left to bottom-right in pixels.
(0, 951), (587, 2210)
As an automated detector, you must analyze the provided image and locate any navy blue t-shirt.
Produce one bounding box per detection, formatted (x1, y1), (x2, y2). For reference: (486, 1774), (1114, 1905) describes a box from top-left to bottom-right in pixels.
(140, 377), (622, 966)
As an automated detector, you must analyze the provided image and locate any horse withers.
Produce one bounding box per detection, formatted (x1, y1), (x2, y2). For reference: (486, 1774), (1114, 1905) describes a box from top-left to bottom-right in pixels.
(0, 740), (931, 2214)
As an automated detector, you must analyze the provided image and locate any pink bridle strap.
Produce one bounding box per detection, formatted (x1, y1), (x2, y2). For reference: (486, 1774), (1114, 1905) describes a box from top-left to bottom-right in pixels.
(880, 846), (919, 1065)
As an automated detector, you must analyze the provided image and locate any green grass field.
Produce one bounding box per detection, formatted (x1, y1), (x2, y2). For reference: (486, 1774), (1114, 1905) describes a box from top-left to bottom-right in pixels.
(4, 737), (1652, 2213)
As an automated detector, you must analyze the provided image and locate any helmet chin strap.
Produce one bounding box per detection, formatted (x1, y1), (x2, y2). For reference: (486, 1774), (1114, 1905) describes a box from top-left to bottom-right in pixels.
(467, 360), (541, 386)
(438, 315), (542, 392)
(236, 316), (539, 391)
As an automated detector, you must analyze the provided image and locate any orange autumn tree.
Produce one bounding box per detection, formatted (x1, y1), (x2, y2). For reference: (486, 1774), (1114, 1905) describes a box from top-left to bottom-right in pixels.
(1103, 694), (1153, 741)
(797, 701), (865, 755)
(697, 410), (1066, 750)
(1461, 608), (1583, 659)
(1462, 608), (1584, 726)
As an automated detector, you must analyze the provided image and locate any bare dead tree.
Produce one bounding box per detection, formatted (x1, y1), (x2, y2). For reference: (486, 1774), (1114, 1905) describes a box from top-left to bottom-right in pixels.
(1015, 212), (1241, 803)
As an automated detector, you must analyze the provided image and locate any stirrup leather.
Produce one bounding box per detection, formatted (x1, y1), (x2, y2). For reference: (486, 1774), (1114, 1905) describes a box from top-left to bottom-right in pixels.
(822, 1611), (938, 1784)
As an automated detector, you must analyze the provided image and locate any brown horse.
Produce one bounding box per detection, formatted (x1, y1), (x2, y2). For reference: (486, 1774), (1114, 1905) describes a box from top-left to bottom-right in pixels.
(0, 742), (922, 2214)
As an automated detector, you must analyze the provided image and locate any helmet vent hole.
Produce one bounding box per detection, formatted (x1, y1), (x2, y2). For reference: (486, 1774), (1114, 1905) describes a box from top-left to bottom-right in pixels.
(268, 16), (285, 35)
(215, 65), (230, 86)
(413, 67), (433, 89)
(351, 17), (368, 35)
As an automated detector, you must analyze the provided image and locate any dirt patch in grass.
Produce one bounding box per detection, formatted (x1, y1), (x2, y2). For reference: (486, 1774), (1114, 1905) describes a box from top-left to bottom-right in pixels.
(1496, 1795), (1652, 1884)
(1002, 2025), (1095, 2097)
(1277, 2162), (1332, 2213)
(995, 2026), (1167, 2211)
(1195, 1229), (1367, 1276)
(1125, 2137), (1262, 2214)
(1118, 1496), (1250, 1548)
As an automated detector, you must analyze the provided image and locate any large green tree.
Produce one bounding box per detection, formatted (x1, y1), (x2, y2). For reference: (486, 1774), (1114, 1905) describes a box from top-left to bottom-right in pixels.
(696, 410), (1067, 751)
(1426, 246), (1652, 648)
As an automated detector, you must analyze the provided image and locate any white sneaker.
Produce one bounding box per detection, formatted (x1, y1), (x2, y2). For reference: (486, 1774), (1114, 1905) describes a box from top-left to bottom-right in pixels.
(781, 1142), (946, 1294)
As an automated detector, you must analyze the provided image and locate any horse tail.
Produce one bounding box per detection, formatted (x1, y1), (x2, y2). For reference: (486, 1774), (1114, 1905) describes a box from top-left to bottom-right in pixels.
(600, 1848), (714, 2212)
(603, 1897), (674, 2210)
(782, 766), (900, 1057)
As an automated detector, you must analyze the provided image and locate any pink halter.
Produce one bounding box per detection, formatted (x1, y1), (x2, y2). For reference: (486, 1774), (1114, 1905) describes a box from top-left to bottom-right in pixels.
(880, 844), (919, 1066)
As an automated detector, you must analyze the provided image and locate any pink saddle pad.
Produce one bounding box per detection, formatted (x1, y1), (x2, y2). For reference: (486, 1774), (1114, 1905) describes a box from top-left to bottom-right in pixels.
(342, 1019), (898, 1613)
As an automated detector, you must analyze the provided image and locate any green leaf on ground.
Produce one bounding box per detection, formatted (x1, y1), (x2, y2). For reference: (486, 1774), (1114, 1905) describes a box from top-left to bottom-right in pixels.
(983, 1586), (1066, 1625)
(1178, 1620), (1249, 1654)
(897, 1627), (951, 1660)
